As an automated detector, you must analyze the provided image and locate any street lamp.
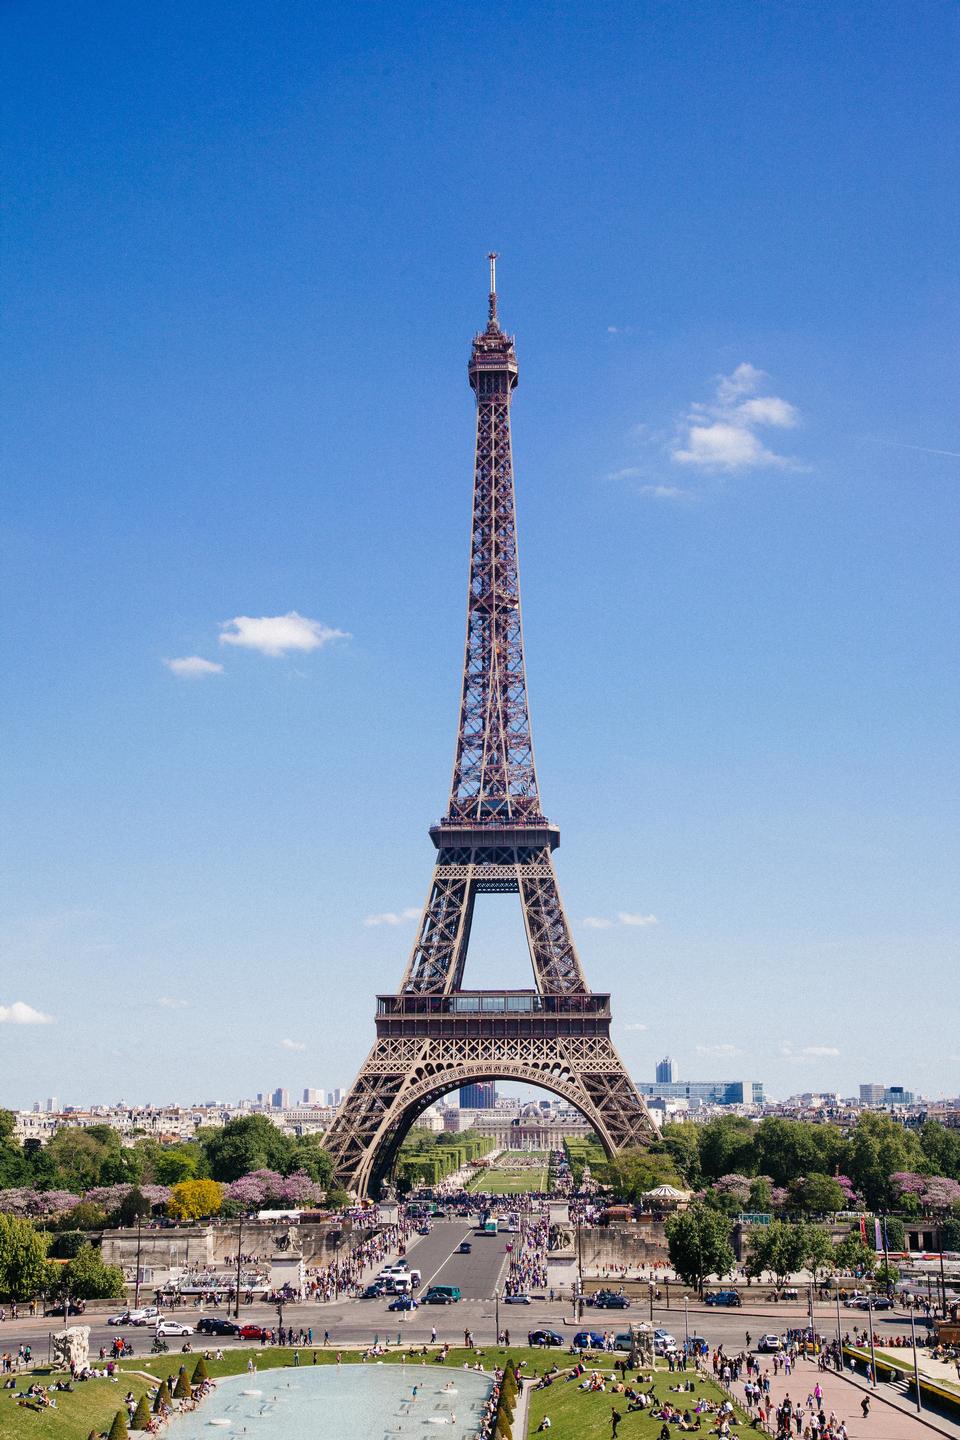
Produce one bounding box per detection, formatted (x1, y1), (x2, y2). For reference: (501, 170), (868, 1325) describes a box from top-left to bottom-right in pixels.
(683, 1294), (689, 1350)
(909, 1304), (922, 1414)
(495, 1286), (500, 1345)
(234, 1211), (244, 1320)
(867, 1295), (877, 1389)
(134, 1214), (143, 1311)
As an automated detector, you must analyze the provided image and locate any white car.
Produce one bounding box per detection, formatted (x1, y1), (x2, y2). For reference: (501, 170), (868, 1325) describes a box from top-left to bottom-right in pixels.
(128, 1307), (162, 1326)
(654, 1334), (678, 1355)
(156, 1320), (194, 1337)
(107, 1310), (131, 1326)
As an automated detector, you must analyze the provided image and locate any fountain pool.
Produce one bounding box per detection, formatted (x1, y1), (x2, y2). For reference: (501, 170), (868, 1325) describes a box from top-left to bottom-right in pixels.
(169, 1363), (493, 1440)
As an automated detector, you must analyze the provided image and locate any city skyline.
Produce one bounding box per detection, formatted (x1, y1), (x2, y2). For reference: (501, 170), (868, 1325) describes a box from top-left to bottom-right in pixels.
(2, 4), (958, 1109)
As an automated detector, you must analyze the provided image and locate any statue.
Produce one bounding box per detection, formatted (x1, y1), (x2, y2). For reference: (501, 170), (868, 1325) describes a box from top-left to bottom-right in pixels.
(52, 1325), (90, 1374)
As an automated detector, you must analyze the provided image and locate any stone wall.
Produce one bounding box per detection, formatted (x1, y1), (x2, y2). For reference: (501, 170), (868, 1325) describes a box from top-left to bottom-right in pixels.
(101, 1218), (358, 1288)
(579, 1219), (669, 1273)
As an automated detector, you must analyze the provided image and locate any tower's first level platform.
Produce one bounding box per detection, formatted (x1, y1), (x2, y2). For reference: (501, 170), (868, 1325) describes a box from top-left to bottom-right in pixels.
(375, 989), (611, 1040)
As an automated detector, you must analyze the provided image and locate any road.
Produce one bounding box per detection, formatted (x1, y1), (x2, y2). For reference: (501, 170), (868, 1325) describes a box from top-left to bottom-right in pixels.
(4, 1221), (938, 1364)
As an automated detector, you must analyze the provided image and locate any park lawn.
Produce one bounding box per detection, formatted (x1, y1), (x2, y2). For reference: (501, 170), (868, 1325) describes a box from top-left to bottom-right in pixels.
(526, 1369), (749, 1440)
(468, 1152), (550, 1194)
(2, 1344), (563, 1440)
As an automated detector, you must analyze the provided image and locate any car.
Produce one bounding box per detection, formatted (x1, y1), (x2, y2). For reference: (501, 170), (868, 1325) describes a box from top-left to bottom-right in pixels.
(127, 1307), (162, 1326)
(45, 1300), (87, 1318)
(870, 1297), (894, 1310)
(458, 1241), (472, 1254)
(593, 1293), (630, 1309)
(756, 1334), (783, 1353)
(106, 1310), (132, 1326)
(843, 1296), (871, 1309)
(196, 1318), (240, 1336)
(422, 1286), (460, 1304)
(503, 1294), (532, 1305)
(388, 1296), (419, 1311)
(362, 1283), (387, 1299)
(528, 1329), (565, 1347)
(156, 1320), (195, 1337)
(572, 1331), (607, 1350)
(239, 1324), (269, 1340)
(654, 1336), (678, 1356)
(705, 1290), (742, 1307)
(416, 1224), (431, 1236)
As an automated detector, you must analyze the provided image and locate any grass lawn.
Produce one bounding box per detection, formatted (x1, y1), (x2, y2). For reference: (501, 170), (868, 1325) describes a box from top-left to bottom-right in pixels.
(467, 1151), (550, 1194)
(1, 1343), (584, 1440)
(527, 1368), (749, 1439)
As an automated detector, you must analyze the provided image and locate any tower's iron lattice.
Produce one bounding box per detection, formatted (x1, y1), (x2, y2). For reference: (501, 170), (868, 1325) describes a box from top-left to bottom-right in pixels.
(324, 258), (656, 1195)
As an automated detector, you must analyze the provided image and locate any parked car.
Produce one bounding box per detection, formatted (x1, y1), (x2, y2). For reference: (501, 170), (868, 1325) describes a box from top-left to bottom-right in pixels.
(572, 1330), (608, 1350)
(127, 1307), (162, 1326)
(197, 1318), (239, 1336)
(528, 1329), (565, 1347)
(503, 1294), (532, 1305)
(45, 1300), (87, 1318)
(156, 1320), (195, 1337)
(388, 1296), (419, 1311)
(705, 1290), (742, 1308)
(593, 1293), (630, 1309)
(362, 1283), (387, 1299)
(239, 1324), (269, 1340)
(757, 1334), (783, 1353)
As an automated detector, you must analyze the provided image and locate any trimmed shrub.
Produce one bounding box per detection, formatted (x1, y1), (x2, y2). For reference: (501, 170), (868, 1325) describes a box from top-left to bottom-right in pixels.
(173, 1366), (192, 1399)
(191, 1357), (209, 1384)
(107, 1411), (128, 1440)
(131, 1395), (152, 1430)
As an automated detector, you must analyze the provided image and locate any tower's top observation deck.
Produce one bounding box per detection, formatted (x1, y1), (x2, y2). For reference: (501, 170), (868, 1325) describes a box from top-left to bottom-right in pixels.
(468, 252), (518, 391)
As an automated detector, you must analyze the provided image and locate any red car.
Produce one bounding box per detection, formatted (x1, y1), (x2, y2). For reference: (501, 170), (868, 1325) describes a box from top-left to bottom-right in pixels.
(239, 1324), (270, 1341)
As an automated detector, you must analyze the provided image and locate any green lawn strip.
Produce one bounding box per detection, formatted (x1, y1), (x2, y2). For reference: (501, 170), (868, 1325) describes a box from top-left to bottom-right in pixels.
(527, 1369), (750, 1440)
(870, 1347), (960, 1399)
(3, 1345), (577, 1440)
(467, 1153), (550, 1194)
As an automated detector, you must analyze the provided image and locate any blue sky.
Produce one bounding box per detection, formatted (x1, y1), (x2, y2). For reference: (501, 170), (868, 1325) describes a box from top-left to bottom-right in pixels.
(2, 2), (958, 1110)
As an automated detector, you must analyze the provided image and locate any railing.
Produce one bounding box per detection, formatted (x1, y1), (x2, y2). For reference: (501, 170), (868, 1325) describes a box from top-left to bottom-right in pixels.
(377, 990), (611, 1018)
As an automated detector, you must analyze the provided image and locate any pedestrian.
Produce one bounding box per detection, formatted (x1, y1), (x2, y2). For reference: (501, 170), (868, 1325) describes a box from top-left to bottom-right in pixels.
(611, 1406), (622, 1436)
(861, 1394), (871, 1418)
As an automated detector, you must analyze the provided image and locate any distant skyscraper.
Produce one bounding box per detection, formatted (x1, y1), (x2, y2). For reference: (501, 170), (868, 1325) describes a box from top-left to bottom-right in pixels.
(328, 1088), (344, 1106)
(656, 1056), (678, 1084)
(459, 1081), (496, 1109)
(45, 1097), (59, 1113)
(302, 1088), (324, 1104)
(271, 1087), (290, 1109)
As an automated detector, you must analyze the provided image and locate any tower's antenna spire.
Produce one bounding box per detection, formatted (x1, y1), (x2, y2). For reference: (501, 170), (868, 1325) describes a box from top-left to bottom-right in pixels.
(487, 251), (499, 328)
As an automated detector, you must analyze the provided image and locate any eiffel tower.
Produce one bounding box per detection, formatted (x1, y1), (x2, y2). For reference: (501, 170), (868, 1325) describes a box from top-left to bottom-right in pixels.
(324, 257), (657, 1196)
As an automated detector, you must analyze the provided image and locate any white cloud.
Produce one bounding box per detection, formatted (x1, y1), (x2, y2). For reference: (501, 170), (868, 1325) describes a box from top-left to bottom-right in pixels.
(605, 466), (643, 481)
(164, 656), (224, 678)
(364, 907), (421, 928)
(220, 612), (349, 658)
(157, 996), (188, 1010)
(637, 484), (691, 500)
(622, 1022), (648, 1032)
(696, 1042), (741, 1057)
(584, 913), (659, 929)
(0, 1001), (54, 1025)
(281, 1038), (307, 1051)
(672, 363), (803, 472)
(781, 1043), (841, 1061)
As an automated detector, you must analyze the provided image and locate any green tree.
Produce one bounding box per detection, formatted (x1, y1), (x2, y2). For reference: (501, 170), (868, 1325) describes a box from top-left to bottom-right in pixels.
(292, 1134), (335, 1186)
(0, 1213), (49, 1301)
(665, 1204), (735, 1296)
(833, 1232), (875, 1275)
(941, 1210), (960, 1252)
(325, 1186), (350, 1211)
(789, 1173), (846, 1215)
(745, 1220), (807, 1289)
(152, 1149), (200, 1186)
(43, 1128), (113, 1192)
(117, 1188), (152, 1227)
(108, 1409), (128, 1440)
(66, 1201), (108, 1231)
(200, 1115), (295, 1182)
(0, 1110), (29, 1188)
(604, 1148), (681, 1203)
(153, 1380), (172, 1414)
(803, 1224), (835, 1282)
(131, 1396), (152, 1431)
(660, 1125), (702, 1188)
(191, 1357), (209, 1384)
(918, 1121), (960, 1183)
(61, 1242), (125, 1299)
(747, 1177), (773, 1212)
(846, 1113), (926, 1210)
(173, 1367), (192, 1400)
(697, 1116), (756, 1184)
(753, 1118), (845, 1187)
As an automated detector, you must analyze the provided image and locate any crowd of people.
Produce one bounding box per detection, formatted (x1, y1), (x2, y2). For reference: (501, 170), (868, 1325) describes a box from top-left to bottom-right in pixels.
(504, 1210), (548, 1296)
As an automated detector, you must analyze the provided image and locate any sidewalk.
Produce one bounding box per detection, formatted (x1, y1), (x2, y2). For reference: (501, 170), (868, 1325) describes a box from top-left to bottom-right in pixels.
(751, 1352), (959, 1440)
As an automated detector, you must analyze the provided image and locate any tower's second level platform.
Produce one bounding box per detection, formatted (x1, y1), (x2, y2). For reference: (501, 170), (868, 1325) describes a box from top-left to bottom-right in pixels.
(375, 989), (611, 1040)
